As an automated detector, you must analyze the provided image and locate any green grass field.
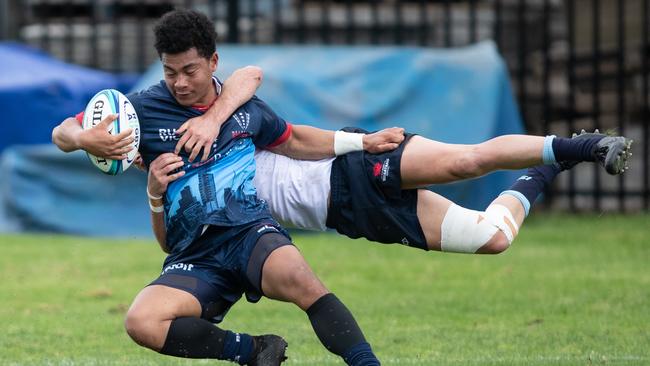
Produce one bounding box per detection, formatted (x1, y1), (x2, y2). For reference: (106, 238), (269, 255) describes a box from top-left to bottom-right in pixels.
(0, 214), (648, 365)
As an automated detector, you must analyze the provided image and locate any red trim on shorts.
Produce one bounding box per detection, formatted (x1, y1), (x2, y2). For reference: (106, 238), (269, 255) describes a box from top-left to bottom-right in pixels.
(266, 123), (293, 148)
(75, 111), (84, 124)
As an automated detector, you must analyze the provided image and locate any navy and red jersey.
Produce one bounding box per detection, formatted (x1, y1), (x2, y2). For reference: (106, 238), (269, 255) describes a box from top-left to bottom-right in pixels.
(77, 78), (291, 254)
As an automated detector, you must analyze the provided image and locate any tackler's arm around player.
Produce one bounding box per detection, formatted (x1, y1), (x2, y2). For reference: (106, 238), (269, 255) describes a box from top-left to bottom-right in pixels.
(146, 153), (185, 253)
(267, 125), (406, 160)
(174, 65), (264, 163)
(52, 113), (134, 160)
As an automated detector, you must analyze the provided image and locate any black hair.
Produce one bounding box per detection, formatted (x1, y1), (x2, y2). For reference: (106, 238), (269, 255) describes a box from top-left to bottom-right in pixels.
(153, 9), (217, 59)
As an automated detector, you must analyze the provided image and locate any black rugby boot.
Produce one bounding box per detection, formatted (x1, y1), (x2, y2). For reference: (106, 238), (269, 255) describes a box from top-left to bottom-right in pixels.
(562, 129), (633, 174)
(247, 335), (288, 366)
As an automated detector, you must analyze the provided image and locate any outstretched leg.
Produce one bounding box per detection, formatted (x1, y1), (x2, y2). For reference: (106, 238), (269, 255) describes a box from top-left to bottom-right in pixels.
(400, 132), (632, 189)
(401, 135), (545, 187)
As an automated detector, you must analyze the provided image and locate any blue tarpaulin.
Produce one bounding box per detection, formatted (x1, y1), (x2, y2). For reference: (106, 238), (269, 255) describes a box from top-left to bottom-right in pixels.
(0, 42), (136, 153)
(0, 41), (525, 237)
(0, 145), (150, 236)
(135, 42), (522, 143)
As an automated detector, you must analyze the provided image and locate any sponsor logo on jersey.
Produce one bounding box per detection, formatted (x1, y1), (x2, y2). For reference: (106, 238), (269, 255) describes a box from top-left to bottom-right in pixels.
(231, 131), (252, 139)
(161, 262), (194, 274)
(381, 158), (390, 182)
(518, 175), (533, 181)
(159, 128), (179, 142)
(188, 155), (217, 169)
(233, 112), (250, 130)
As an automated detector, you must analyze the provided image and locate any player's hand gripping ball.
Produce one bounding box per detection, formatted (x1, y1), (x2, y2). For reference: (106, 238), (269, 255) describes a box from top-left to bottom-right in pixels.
(82, 89), (141, 175)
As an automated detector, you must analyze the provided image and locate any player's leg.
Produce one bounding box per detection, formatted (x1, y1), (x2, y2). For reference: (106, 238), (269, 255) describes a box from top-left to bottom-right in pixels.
(400, 132), (632, 189)
(415, 190), (510, 253)
(417, 163), (562, 254)
(401, 135), (545, 187)
(125, 284), (201, 351)
(257, 235), (380, 366)
(125, 280), (285, 364)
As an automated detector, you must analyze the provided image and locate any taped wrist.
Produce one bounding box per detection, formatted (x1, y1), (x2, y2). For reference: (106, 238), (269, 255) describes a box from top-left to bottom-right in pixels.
(149, 201), (164, 213)
(334, 130), (364, 155)
(147, 187), (164, 213)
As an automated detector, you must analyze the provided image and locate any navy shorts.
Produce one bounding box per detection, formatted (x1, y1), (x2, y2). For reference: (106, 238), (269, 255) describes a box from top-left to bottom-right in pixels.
(326, 128), (427, 250)
(149, 221), (292, 323)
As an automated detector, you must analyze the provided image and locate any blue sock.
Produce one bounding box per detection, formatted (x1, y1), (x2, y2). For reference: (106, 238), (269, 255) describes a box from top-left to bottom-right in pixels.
(545, 135), (604, 164)
(501, 164), (560, 217)
(343, 342), (380, 366)
(221, 331), (254, 365)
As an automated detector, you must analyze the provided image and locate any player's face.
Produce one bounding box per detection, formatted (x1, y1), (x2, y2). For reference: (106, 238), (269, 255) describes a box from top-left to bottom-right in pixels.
(162, 48), (218, 107)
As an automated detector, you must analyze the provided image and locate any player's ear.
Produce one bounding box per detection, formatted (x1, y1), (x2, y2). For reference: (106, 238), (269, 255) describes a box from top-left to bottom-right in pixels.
(210, 52), (218, 73)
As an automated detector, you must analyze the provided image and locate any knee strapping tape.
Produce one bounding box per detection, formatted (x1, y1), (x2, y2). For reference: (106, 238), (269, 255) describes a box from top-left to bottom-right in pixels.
(440, 203), (518, 253)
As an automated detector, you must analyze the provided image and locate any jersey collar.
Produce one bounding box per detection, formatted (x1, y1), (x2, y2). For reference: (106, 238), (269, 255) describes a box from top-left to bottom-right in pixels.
(191, 77), (221, 112)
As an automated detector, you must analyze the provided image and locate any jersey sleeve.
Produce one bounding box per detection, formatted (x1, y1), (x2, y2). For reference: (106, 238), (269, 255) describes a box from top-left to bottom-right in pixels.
(249, 96), (293, 148)
(74, 111), (84, 124)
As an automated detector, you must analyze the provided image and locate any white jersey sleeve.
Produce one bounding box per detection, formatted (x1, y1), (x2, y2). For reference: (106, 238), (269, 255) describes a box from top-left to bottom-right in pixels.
(253, 149), (333, 231)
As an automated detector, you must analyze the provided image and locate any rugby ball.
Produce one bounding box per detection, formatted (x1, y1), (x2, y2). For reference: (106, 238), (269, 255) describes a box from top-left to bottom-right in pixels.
(82, 89), (140, 175)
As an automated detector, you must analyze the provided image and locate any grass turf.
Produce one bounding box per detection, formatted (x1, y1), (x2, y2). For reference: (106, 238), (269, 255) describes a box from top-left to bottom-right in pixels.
(0, 213), (648, 365)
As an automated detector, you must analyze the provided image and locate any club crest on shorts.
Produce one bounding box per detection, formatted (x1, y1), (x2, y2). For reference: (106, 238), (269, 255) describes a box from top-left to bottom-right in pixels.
(381, 158), (390, 182)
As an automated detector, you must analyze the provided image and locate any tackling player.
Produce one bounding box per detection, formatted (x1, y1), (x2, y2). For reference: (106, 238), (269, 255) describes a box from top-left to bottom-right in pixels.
(148, 128), (631, 255)
(55, 61), (633, 255)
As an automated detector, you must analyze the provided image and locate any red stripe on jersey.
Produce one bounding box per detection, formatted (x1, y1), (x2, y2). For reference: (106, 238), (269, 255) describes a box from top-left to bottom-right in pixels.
(75, 111), (84, 125)
(191, 96), (218, 112)
(266, 123), (293, 148)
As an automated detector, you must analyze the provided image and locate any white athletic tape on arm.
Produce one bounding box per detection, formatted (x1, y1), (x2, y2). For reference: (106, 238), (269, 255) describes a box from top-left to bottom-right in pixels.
(440, 204), (499, 253)
(334, 130), (364, 155)
(149, 201), (164, 213)
(147, 187), (164, 213)
(147, 187), (162, 200)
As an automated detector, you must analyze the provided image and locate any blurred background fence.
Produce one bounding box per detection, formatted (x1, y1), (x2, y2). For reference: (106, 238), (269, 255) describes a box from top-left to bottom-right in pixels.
(1, 0), (648, 212)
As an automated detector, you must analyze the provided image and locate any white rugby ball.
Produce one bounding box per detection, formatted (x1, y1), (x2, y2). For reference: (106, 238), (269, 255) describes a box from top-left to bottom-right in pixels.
(82, 89), (140, 175)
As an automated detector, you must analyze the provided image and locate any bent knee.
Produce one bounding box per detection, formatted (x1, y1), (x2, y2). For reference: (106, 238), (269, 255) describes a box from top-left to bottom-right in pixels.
(440, 204), (517, 254)
(263, 246), (329, 308)
(285, 269), (328, 304)
(124, 308), (162, 349)
(476, 231), (512, 254)
(272, 269), (328, 309)
(124, 309), (146, 343)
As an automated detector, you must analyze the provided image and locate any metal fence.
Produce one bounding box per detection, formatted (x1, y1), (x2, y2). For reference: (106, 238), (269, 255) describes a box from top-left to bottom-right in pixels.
(2, 0), (648, 212)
